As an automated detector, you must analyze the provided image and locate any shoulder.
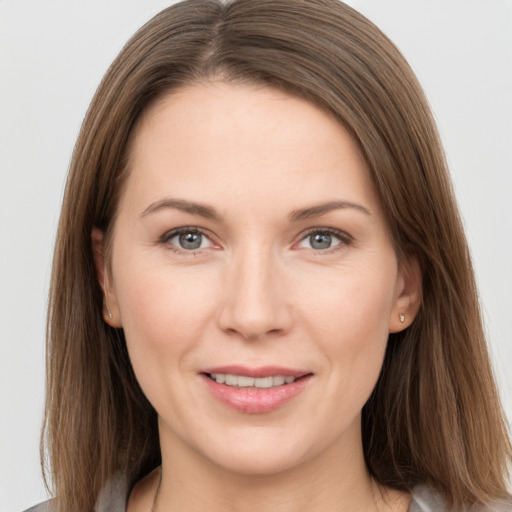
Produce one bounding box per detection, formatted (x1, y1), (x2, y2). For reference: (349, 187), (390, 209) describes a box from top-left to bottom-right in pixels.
(23, 503), (52, 512)
(22, 473), (129, 512)
(410, 485), (512, 512)
(94, 472), (129, 511)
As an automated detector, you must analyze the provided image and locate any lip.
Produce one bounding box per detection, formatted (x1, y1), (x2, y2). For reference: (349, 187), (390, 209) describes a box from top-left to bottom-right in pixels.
(200, 366), (313, 414)
(201, 365), (309, 378)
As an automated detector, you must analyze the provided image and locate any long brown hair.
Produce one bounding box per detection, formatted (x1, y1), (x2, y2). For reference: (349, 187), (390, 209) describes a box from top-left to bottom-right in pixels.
(43, 0), (511, 510)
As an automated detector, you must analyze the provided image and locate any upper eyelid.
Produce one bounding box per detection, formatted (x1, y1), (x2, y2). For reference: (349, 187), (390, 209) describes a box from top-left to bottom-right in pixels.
(297, 227), (353, 242)
(161, 226), (212, 240)
(160, 227), (218, 253)
(293, 228), (354, 254)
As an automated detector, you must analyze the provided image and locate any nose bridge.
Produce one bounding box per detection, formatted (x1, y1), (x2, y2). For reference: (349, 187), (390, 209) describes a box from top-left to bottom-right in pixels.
(218, 241), (291, 340)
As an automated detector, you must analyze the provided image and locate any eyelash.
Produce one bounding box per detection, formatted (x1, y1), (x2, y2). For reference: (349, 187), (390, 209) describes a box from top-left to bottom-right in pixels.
(159, 227), (353, 255)
(160, 227), (215, 256)
(296, 227), (353, 254)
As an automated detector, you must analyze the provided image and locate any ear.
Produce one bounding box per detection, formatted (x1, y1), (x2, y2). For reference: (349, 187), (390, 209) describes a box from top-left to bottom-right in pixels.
(91, 228), (122, 328)
(389, 257), (422, 333)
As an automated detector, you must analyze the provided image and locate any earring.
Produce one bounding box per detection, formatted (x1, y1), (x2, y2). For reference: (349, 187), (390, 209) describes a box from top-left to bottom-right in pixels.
(399, 313), (405, 323)
(104, 308), (113, 320)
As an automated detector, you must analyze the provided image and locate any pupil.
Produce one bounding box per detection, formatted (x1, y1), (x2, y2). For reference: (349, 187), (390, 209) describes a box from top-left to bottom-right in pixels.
(179, 232), (202, 250)
(311, 233), (331, 249)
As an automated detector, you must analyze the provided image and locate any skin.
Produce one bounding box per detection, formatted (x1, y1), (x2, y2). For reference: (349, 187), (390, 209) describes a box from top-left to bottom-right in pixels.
(93, 82), (421, 511)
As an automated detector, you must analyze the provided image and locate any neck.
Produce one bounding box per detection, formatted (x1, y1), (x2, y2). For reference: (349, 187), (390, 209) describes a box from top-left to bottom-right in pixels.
(144, 422), (409, 512)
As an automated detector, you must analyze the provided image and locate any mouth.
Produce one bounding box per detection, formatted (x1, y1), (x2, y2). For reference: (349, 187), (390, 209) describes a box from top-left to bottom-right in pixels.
(200, 366), (313, 414)
(205, 373), (303, 388)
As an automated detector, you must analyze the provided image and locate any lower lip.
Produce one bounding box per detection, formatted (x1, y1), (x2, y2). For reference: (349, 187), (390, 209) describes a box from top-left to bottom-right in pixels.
(201, 374), (312, 414)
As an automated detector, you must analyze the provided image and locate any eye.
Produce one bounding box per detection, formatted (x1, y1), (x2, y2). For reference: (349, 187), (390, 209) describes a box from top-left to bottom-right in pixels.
(163, 228), (213, 252)
(296, 229), (350, 251)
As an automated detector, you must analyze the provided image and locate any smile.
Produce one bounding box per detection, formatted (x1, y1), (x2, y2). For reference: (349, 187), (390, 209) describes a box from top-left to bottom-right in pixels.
(201, 367), (313, 414)
(208, 373), (296, 388)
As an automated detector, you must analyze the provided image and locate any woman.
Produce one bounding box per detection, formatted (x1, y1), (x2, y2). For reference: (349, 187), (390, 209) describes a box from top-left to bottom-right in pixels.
(26, 0), (511, 510)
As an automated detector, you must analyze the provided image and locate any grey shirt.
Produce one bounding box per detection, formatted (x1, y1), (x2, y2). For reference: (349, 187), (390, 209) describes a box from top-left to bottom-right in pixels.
(24, 476), (512, 512)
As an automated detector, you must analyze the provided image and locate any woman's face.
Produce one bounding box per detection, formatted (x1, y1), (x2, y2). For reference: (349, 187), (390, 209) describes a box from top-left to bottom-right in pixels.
(96, 82), (419, 475)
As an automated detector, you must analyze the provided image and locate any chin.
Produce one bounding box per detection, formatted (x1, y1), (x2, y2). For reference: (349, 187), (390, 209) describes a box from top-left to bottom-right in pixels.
(207, 444), (310, 477)
(192, 422), (339, 478)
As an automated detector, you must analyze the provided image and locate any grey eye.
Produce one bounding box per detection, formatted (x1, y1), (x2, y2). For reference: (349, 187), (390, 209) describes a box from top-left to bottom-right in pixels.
(179, 232), (203, 250)
(167, 230), (212, 251)
(309, 233), (332, 250)
(297, 230), (345, 251)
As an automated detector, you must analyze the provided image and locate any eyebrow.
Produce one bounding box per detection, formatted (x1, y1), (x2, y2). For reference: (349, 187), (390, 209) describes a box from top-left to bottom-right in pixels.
(289, 200), (371, 222)
(139, 198), (370, 222)
(140, 198), (221, 220)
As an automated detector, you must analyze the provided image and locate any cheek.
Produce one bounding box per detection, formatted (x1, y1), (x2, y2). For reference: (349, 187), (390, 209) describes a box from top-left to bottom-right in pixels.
(304, 262), (396, 342)
(301, 261), (397, 390)
(112, 254), (219, 371)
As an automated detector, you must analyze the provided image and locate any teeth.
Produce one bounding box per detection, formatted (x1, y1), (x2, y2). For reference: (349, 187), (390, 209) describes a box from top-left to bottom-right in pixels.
(210, 373), (297, 388)
(273, 376), (285, 386)
(237, 375), (254, 387)
(225, 374), (238, 386)
(255, 377), (273, 388)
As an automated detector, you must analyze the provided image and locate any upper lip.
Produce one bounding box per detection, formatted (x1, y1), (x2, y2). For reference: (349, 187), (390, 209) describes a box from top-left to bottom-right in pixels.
(201, 365), (310, 378)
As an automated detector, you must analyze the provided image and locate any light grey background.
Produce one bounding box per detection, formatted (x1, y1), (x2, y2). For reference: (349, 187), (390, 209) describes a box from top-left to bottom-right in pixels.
(1, 1), (511, 511)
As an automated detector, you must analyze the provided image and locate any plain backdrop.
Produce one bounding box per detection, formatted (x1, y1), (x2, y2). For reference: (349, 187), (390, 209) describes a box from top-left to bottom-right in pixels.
(1, 1), (511, 510)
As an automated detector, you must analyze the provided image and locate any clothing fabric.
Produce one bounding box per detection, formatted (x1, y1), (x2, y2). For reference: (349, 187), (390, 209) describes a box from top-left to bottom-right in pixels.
(23, 476), (512, 512)
(23, 475), (128, 512)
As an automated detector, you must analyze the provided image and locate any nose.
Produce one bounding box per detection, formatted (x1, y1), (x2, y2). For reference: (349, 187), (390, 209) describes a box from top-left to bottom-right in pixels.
(217, 245), (293, 341)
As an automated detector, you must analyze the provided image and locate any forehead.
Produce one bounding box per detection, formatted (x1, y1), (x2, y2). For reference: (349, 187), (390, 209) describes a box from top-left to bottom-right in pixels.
(122, 81), (381, 220)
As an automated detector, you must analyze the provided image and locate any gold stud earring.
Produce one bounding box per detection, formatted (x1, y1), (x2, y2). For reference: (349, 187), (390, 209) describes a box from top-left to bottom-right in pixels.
(399, 313), (405, 323)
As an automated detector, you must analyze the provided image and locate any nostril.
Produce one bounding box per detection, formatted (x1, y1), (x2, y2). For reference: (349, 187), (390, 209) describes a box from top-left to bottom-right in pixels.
(217, 302), (293, 341)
